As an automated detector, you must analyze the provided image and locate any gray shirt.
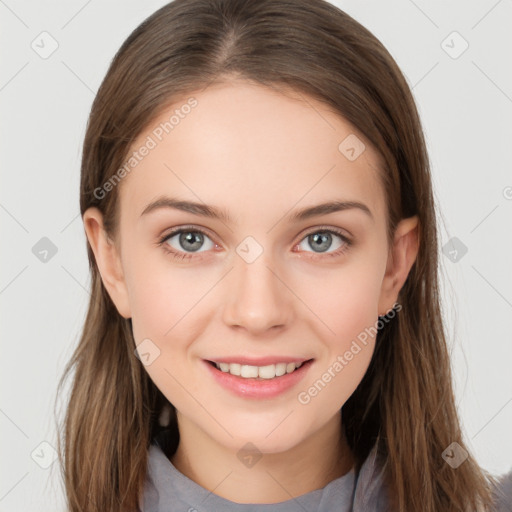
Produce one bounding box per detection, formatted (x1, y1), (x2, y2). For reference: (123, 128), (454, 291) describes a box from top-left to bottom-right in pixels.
(140, 441), (512, 511)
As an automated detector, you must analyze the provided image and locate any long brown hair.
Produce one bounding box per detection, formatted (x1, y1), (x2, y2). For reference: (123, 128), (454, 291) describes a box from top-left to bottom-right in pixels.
(55, 0), (499, 510)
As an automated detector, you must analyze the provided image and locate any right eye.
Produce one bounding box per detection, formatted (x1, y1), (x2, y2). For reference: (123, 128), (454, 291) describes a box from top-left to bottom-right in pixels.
(158, 227), (217, 260)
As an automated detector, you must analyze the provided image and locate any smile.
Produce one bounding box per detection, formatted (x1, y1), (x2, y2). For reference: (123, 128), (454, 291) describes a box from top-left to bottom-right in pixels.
(203, 358), (315, 399)
(210, 361), (306, 379)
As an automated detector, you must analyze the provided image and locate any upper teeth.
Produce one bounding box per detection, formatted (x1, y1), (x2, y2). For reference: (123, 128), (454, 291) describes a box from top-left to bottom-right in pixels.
(215, 361), (304, 379)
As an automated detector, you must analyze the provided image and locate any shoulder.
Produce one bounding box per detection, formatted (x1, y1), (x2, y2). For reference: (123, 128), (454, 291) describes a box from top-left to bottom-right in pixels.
(492, 467), (512, 512)
(353, 445), (512, 512)
(352, 443), (391, 511)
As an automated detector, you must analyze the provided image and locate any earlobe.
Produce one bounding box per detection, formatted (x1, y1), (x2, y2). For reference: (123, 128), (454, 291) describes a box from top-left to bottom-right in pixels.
(82, 207), (132, 319)
(378, 215), (419, 315)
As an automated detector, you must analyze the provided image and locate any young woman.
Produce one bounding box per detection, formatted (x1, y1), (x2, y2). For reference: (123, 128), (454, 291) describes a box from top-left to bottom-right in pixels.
(56, 0), (511, 510)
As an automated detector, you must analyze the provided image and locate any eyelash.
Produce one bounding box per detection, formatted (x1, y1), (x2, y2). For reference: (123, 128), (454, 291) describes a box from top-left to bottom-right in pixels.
(157, 225), (352, 262)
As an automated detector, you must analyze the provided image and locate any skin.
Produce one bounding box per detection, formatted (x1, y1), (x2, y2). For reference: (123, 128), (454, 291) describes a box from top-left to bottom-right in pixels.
(83, 79), (419, 504)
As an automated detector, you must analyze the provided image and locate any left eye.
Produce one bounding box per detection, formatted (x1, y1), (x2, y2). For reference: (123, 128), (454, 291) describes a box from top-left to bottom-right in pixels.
(297, 229), (349, 254)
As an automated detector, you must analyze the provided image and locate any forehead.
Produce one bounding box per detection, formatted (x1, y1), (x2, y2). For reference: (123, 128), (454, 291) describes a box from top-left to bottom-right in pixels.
(118, 80), (386, 227)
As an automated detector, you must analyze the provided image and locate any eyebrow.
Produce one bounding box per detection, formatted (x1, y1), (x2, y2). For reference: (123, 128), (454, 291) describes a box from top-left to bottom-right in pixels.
(140, 196), (373, 224)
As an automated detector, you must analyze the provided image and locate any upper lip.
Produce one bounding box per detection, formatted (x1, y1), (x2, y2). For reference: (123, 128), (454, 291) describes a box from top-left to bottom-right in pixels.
(206, 356), (313, 366)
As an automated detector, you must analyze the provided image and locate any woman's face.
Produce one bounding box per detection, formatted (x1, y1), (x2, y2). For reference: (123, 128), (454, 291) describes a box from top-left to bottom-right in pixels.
(85, 80), (415, 455)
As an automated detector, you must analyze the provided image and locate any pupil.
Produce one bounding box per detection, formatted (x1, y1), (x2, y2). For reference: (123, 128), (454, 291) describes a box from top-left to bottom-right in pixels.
(310, 232), (331, 252)
(181, 232), (203, 252)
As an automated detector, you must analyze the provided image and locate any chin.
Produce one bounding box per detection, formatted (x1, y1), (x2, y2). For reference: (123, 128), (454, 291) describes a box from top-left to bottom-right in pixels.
(209, 418), (305, 454)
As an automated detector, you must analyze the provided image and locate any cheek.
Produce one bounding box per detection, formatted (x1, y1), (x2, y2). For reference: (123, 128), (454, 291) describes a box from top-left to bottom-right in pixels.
(126, 262), (204, 404)
(292, 256), (384, 406)
(124, 240), (201, 341)
(128, 271), (173, 341)
(299, 254), (385, 344)
(295, 310), (379, 416)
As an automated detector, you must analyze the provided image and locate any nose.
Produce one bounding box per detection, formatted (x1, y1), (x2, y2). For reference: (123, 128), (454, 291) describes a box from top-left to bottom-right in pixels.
(222, 251), (293, 335)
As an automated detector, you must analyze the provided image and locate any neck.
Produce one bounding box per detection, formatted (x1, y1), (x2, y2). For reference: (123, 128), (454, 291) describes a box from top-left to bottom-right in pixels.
(169, 411), (355, 504)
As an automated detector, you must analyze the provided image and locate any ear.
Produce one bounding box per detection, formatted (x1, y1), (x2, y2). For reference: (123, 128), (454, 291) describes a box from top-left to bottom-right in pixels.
(378, 216), (419, 315)
(82, 207), (132, 319)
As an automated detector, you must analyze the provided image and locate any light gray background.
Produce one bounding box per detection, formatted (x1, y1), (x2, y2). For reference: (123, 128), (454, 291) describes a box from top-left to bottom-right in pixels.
(1, 0), (511, 510)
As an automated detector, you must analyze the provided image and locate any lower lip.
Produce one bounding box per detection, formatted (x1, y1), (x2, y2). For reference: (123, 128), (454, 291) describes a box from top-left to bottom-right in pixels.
(203, 359), (314, 399)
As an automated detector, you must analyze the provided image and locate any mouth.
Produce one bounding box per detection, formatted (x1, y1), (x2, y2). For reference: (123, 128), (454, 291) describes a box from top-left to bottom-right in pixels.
(205, 358), (314, 380)
(203, 357), (315, 399)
